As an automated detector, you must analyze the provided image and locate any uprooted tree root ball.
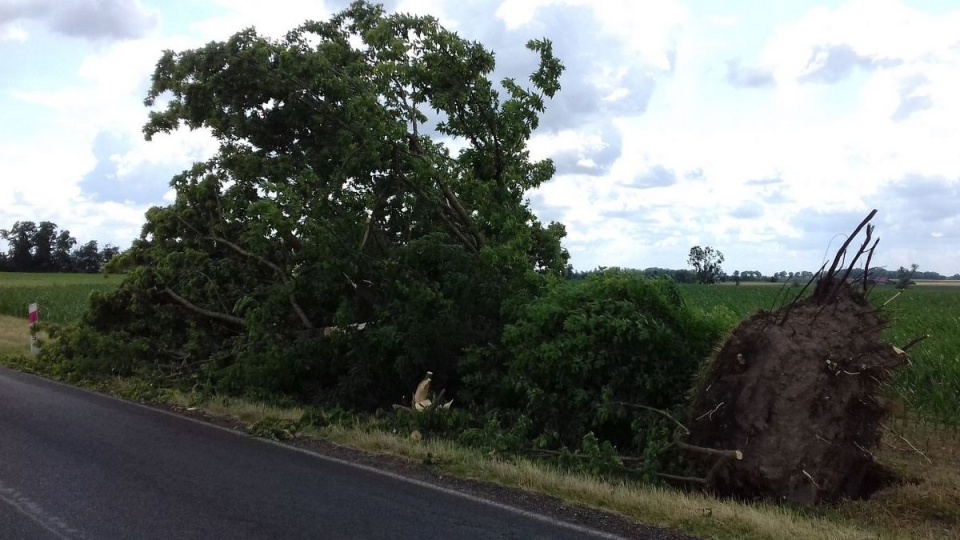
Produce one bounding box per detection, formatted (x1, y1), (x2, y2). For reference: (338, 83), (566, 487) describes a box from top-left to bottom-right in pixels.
(685, 210), (911, 505)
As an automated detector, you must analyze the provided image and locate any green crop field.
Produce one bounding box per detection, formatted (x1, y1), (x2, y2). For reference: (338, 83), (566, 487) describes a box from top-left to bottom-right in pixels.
(0, 272), (122, 325)
(680, 283), (960, 426)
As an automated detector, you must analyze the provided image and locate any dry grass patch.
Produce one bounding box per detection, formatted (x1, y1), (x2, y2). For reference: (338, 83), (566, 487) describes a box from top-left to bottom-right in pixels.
(830, 421), (960, 539)
(315, 426), (897, 540)
(0, 315), (44, 356)
(167, 391), (304, 425)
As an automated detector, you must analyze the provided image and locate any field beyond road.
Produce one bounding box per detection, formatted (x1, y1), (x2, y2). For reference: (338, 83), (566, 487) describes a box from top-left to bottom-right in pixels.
(0, 272), (121, 325)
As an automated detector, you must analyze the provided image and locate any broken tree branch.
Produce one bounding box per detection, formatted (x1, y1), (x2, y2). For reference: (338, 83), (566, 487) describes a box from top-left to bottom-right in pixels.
(394, 170), (480, 254)
(163, 287), (247, 328)
(655, 472), (707, 484)
(397, 142), (485, 250)
(882, 291), (903, 307)
(901, 334), (929, 351)
(614, 402), (691, 435)
(862, 238), (880, 292)
(676, 440), (743, 460)
(206, 235), (313, 329)
(835, 223), (874, 295)
(880, 423), (932, 464)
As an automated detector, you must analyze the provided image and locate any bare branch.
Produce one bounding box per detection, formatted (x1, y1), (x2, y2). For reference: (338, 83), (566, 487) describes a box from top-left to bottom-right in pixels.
(862, 238), (880, 291)
(815, 209), (877, 300)
(655, 472), (707, 484)
(614, 402), (690, 435)
(833, 223), (874, 298)
(676, 440), (743, 460)
(880, 424), (932, 464)
(901, 334), (929, 351)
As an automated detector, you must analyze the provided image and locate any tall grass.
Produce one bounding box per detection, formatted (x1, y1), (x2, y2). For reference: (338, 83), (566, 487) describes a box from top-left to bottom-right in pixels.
(0, 272), (121, 324)
(680, 284), (960, 427)
(872, 287), (960, 427)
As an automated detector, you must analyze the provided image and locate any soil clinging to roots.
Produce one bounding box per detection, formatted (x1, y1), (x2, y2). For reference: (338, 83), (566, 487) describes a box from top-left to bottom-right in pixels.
(685, 210), (910, 505)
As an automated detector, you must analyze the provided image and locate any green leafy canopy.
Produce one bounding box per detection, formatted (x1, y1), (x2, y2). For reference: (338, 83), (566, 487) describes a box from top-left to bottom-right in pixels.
(54, 1), (569, 407)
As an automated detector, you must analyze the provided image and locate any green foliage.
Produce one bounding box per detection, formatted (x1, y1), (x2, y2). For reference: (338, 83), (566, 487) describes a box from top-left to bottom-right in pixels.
(299, 405), (360, 430)
(249, 418), (298, 440)
(49, 1), (568, 411)
(473, 271), (728, 463)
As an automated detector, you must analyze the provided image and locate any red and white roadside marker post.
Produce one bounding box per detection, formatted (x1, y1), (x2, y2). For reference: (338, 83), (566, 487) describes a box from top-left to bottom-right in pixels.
(28, 303), (39, 357)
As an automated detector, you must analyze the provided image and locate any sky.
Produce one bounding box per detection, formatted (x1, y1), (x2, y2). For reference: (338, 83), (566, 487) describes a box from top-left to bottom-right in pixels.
(1, 0), (959, 276)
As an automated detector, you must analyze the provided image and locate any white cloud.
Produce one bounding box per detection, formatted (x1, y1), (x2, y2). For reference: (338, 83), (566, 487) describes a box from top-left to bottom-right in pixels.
(2, 0), (959, 275)
(0, 7), (219, 249)
(517, 0), (960, 273)
(496, 0), (686, 71)
(0, 23), (28, 42)
(192, 0), (334, 40)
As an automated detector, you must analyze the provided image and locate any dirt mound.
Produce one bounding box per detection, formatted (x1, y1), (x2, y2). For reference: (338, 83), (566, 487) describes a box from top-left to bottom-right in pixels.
(685, 211), (910, 504)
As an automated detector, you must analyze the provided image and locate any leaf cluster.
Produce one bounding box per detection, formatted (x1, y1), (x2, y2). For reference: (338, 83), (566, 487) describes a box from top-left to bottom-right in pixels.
(471, 271), (727, 464)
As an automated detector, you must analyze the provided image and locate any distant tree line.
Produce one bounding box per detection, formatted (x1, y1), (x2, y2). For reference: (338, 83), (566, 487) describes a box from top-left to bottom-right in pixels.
(569, 266), (960, 283)
(568, 267), (707, 283)
(0, 221), (121, 273)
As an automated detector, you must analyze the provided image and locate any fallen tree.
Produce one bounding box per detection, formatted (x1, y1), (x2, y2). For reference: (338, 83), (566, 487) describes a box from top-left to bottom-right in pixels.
(48, 1), (569, 408)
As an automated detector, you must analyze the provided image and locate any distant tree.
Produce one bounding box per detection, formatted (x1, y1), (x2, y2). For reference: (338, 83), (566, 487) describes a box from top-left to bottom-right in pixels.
(733, 270), (741, 285)
(99, 244), (121, 266)
(73, 240), (102, 273)
(896, 264), (919, 290)
(0, 220), (112, 273)
(0, 221), (38, 271)
(688, 246), (725, 284)
(32, 221), (59, 272)
(54, 230), (77, 271)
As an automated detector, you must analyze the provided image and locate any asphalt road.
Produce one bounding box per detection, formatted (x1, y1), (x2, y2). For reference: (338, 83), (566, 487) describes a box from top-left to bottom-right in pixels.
(0, 367), (626, 540)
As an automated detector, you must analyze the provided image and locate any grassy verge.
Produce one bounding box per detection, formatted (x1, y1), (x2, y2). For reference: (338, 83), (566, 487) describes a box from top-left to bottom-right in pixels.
(1, 352), (956, 540)
(0, 315), (29, 354)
